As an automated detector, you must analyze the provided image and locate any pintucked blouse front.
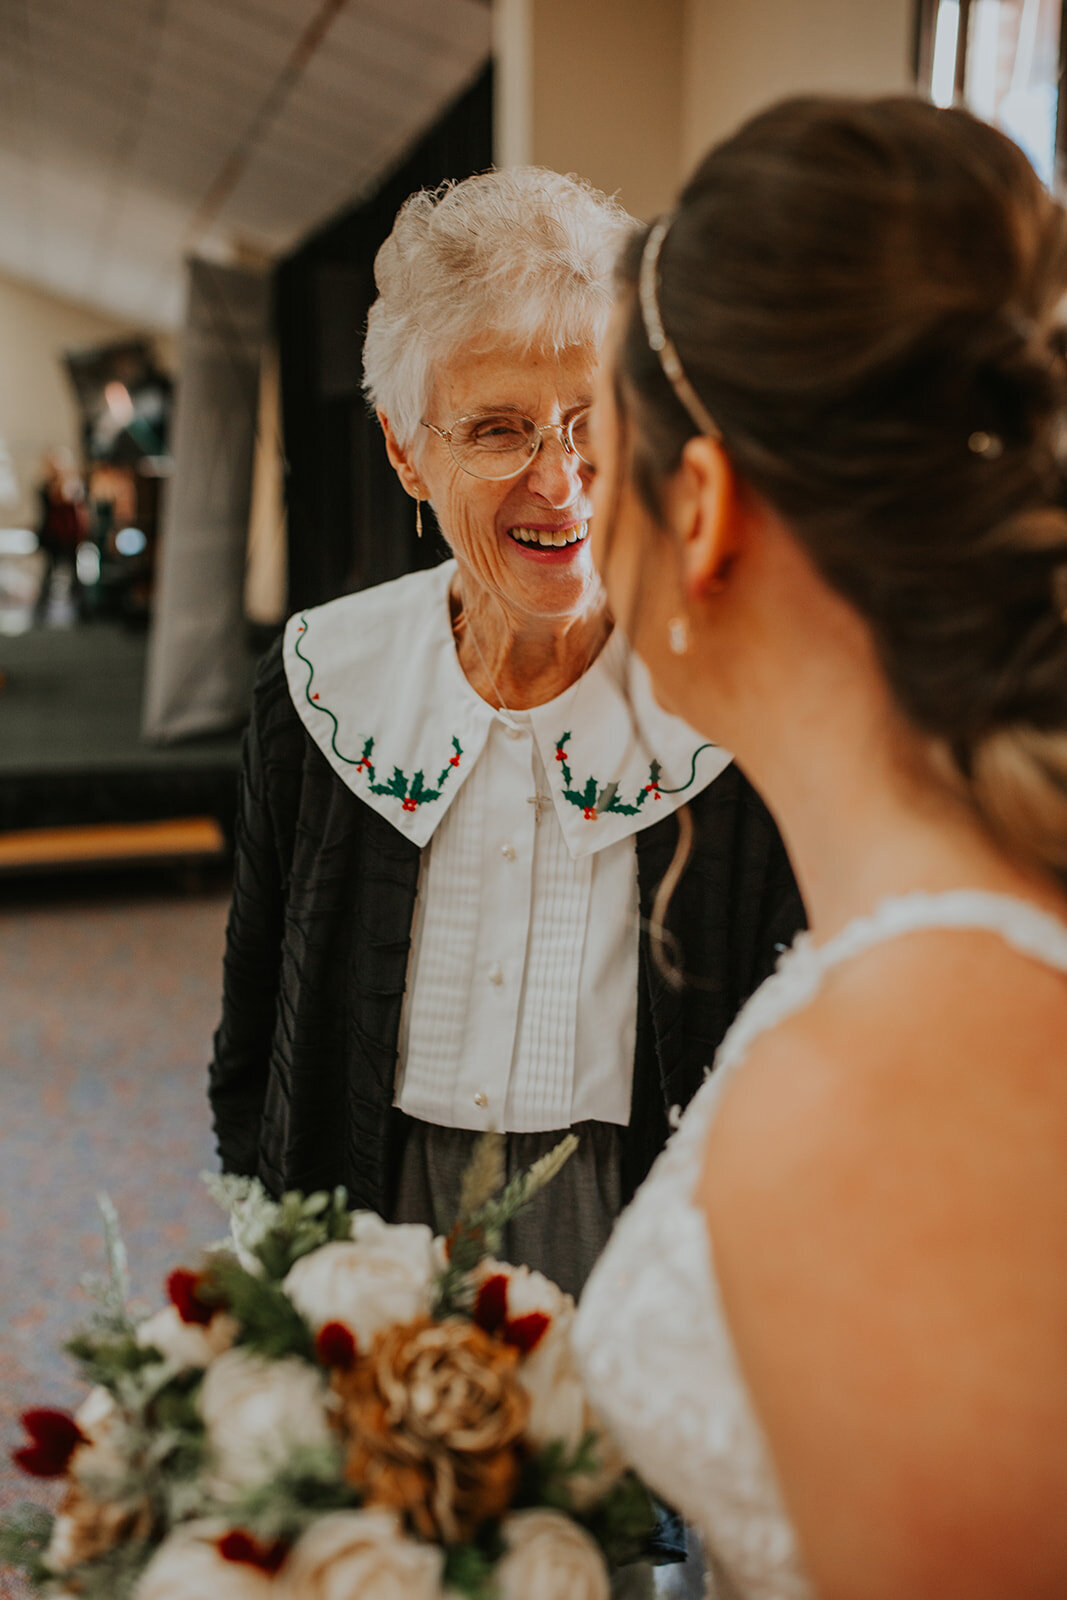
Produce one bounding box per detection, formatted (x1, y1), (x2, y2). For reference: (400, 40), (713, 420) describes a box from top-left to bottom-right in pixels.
(282, 560), (731, 1135)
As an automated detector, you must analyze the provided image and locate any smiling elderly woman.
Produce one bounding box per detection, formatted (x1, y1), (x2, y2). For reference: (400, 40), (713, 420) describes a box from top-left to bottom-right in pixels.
(208, 168), (803, 1300)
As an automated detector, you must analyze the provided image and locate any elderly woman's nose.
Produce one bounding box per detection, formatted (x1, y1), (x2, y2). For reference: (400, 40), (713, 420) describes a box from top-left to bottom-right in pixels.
(524, 434), (586, 503)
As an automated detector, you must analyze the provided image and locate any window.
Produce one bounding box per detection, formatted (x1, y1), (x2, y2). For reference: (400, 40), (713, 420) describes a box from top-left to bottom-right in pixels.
(915, 0), (1066, 187)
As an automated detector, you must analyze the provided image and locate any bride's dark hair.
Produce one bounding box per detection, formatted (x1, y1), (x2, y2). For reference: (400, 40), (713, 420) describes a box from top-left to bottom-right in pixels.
(615, 95), (1067, 883)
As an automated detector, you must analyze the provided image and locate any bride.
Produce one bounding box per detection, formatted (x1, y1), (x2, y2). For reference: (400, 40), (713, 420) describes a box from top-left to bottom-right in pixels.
(575, 96), (1067, 1600)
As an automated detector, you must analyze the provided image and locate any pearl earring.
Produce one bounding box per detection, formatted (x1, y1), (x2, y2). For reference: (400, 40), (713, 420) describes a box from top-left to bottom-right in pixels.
(667, 615), (689, 656)
(415, 497), (423, 539)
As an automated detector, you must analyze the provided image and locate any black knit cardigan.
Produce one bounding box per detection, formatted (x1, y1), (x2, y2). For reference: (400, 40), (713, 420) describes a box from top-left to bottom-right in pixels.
(209, 639), (806, 1212)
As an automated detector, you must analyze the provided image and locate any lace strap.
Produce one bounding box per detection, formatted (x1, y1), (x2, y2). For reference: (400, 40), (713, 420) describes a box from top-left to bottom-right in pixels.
(714, 889), (1067, 1079)
(816, 889), (1067, 979)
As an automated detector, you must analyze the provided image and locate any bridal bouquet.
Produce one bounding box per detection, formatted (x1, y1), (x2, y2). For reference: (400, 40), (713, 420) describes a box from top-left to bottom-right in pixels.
(1, 1137), (655, 1600)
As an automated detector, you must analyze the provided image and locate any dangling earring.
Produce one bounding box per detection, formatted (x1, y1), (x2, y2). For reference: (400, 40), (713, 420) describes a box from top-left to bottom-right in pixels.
(415, 497), (423, 539)
(667, 615), (689, 656)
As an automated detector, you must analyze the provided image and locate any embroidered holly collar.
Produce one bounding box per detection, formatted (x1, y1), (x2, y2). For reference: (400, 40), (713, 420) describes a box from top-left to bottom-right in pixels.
(282, 560), (732, 857)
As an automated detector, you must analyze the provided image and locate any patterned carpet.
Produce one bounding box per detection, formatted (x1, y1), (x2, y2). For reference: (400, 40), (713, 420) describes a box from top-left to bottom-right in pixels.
(0, 872), (232, 1595)
(0, 872), (706, 1600)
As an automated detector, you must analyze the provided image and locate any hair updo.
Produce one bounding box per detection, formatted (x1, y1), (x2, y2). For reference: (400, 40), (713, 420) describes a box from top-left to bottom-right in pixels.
(616, 95), (1067, 882)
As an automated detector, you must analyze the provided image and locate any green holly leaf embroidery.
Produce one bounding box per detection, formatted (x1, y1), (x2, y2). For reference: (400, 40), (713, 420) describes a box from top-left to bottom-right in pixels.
(294, 616), (465, 813)
(551, 732), (672, 819)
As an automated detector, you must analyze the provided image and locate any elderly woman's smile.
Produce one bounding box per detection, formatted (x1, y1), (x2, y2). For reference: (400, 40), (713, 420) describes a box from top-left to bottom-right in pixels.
(385, 341), (601, 649)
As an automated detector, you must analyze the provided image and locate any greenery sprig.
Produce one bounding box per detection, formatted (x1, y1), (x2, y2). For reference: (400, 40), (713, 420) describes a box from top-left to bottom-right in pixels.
(434, 1132), (578, 1316)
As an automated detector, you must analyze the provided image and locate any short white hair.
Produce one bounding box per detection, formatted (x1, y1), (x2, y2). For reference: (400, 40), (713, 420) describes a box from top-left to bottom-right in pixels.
(362, 166), (636, 446)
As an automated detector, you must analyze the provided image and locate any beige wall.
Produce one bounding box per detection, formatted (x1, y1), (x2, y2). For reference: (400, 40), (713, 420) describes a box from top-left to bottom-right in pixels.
(682, 0), (915, 170)
(494, 0), (685, 220)
(0, 269), (172, 527)
(495, 0), (916, 216)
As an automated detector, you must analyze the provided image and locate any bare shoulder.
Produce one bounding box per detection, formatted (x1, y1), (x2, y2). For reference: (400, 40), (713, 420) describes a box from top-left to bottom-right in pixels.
(697, 929), (1067, 1600)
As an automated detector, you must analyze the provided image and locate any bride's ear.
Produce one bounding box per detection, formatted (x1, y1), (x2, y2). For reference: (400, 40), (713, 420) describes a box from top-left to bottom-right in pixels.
(378, 410), (426, 502)
(670, 436), (743, 599)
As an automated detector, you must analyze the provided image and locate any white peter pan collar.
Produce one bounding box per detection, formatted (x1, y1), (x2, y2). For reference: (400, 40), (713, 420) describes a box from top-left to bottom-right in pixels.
(282, 559), (732, 858)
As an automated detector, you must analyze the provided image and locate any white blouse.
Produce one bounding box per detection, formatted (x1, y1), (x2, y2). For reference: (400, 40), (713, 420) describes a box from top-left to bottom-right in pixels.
(282, 561), (731, 1134)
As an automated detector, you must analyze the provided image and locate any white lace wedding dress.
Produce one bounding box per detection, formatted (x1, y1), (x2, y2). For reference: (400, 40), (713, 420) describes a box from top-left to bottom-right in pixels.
(574, 891), (1067, 1600)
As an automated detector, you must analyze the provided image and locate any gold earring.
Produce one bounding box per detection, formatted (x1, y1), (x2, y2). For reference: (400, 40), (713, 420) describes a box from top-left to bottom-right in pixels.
(415, 497), (423, 539)
(667, 615), (689, 656)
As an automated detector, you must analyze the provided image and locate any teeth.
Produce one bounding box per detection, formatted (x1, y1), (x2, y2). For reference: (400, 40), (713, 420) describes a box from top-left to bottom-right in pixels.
(510, 522), (588, 548)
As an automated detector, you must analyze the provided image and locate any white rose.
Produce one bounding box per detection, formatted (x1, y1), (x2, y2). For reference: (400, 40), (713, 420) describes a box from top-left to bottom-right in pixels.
(495, 1510), (611, 1600)
(282, 1219), (436, 1348)
(475, 1265), (626, 1510)
(285, 1509), (444, 1600)
(134, 1521), (278, 1600)
(480, 1260), (573, 1324)
(473, 1262), (582, 1453)
(198, 1348), (334, 1493)
(136, 1305), (239, 1369)
(71, 1386), (127, 1479)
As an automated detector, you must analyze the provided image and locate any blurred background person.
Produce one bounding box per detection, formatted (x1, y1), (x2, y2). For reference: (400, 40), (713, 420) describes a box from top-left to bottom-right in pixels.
(33, 446), (86, 623)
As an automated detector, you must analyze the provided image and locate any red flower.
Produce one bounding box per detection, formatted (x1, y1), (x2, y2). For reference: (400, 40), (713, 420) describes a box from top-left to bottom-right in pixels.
(12, 1408), (87, 1478)
(555, 747), (566, 762)
(503, 1311), (551, 1355)
(316, 1321), (358, 1371)
(450, 753), (461, 767)
(583, 806), (597, 820)
(402, 797), (418, 812)
(167, 1267), (216, 1326)
(472, 1277), (551, 1354)
(218, 1530), (288, 1574)
(473, 1273), (509, 1335)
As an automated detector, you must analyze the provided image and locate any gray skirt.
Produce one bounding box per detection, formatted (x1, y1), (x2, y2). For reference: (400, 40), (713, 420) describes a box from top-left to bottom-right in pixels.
(390, 1114), (623, 1301)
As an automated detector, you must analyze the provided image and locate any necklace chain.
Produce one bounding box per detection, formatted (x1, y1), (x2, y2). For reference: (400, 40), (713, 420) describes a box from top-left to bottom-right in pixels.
(461, 609), (511, 714)
(456, 603), (611, 716)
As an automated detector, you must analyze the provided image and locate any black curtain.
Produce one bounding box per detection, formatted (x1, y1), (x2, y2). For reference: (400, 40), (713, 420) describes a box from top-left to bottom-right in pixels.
(276, 64), (493, 613)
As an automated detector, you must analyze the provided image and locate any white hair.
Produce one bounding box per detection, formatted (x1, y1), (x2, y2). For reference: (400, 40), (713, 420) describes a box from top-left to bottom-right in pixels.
(362, 166), (636, 446)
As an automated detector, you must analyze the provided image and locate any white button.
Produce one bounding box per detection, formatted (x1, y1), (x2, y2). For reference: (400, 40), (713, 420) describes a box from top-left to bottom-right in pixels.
(500, 842), (516, 861)
(473, 1091), (488, 1108)
(488, 963), (504, 986)
(504, 724), (524, 740)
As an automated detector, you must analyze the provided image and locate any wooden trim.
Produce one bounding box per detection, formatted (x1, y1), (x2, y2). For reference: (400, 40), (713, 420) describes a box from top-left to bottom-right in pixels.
(1056, 0), (1067, 192)
(954, 0), (973, 98)
(0, 817), (227, 872)
(913, 0), (939, 87)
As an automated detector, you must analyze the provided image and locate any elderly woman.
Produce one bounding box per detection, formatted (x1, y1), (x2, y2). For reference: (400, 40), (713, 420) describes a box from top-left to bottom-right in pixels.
(208, 167), (803, 1301)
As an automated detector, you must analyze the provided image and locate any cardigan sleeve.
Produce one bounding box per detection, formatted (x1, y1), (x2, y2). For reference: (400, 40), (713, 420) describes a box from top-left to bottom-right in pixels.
(208, 640), (299, 1175)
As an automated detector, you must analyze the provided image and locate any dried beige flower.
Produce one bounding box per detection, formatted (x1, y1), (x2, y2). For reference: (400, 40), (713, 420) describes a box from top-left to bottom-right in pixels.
(333, 1316), (529, 1543)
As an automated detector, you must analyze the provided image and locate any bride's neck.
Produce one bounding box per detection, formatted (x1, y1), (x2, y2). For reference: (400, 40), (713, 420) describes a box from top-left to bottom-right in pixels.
(729, 666), (1062, 942)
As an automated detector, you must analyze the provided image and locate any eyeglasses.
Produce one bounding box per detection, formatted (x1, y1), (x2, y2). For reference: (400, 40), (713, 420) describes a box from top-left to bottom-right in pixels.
(421, 407), (593, 480)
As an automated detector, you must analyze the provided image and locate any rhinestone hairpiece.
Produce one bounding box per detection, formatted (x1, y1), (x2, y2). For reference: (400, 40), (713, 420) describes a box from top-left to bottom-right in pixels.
(638, 217), (721, 441)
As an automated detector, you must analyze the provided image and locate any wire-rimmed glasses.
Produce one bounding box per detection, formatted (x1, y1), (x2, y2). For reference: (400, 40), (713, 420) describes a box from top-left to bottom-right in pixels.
(421, 407), (593, 480)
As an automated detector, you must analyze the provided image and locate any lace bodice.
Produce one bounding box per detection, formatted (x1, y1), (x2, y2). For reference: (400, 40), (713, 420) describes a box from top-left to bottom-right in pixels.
(574, 892), (1067, 1600)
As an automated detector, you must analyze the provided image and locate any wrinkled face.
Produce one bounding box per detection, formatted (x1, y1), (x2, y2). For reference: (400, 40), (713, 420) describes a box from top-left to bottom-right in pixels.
(419, 342), (599, 621)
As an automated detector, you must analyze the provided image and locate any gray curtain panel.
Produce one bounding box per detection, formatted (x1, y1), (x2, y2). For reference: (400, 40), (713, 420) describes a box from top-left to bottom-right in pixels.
(142, 259), (269, 743)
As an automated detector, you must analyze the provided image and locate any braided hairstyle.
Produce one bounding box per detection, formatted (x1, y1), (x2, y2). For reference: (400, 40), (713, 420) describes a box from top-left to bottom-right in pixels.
(615, 95), (1067, 881)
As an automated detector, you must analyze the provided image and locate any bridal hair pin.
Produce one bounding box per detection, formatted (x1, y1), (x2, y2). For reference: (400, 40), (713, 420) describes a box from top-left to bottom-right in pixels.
(638, 217), (722, 441)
